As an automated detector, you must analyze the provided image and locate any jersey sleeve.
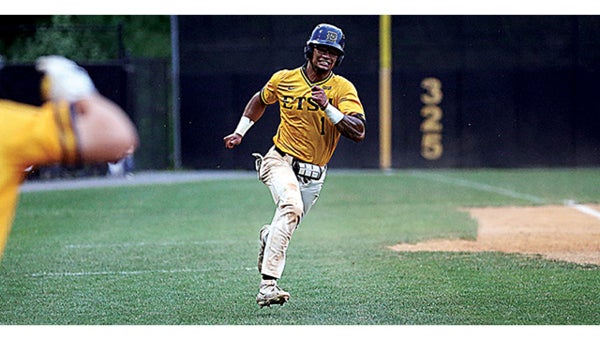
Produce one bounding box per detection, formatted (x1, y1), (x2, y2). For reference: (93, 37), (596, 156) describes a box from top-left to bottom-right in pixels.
(337, 80), (365, 121)
(260, 70), (287, 105)
(1, 100), (79, 168)
(47, 101), (80, 165)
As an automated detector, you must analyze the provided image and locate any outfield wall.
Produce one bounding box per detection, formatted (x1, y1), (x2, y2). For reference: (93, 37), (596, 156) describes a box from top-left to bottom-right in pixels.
(179, 15), (600, 169)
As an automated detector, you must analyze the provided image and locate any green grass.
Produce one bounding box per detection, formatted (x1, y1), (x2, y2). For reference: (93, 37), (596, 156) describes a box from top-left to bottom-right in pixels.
(0, 168), (599, 325)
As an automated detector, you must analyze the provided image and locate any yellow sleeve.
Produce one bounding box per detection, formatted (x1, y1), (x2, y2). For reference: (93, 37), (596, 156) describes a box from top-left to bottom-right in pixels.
(260, 70), (287, 105)
(1, 100), (78, 167)
(336, 78), (365, 120)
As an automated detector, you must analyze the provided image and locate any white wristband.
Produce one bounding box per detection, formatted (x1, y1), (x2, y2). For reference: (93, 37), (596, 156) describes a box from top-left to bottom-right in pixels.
(234, 116), (254, 136)
(324, 104), (345, 124)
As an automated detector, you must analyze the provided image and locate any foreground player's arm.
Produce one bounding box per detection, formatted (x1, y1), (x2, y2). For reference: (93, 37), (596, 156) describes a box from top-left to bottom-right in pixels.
(36, 55), (139, 163)
(224, 91), (267, 149)
(74, 94), (139, 162)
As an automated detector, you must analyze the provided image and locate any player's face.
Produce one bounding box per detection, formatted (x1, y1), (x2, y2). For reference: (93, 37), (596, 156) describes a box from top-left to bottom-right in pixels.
(311, 45), (340, 72)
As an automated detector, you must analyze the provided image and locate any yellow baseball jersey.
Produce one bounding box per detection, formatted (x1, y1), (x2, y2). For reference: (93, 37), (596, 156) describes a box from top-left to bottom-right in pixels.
(0, 99), (78, 258)
(260, 66), (364, 166)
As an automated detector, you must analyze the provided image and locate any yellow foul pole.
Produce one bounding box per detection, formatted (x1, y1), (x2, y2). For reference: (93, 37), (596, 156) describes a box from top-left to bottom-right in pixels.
(379, 15), (392, 170)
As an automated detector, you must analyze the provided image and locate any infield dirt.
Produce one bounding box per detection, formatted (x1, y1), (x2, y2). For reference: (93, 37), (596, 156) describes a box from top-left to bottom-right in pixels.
(389, 205), (600, 266)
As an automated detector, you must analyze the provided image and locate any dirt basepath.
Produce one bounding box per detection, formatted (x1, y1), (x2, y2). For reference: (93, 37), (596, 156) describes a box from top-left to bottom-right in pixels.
(389, 205), (600, 266)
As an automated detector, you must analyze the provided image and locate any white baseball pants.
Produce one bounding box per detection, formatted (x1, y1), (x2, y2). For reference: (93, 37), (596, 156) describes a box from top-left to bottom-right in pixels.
(256, 146), (326, 279)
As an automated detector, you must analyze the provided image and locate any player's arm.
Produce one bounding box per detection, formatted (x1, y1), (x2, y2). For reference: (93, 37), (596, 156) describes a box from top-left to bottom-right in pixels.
(311, 86), (365, 142)
(224, 91), (267, 149)
(36, 55), (139, 163)
(74, 94), (139, 162)
(334, 113), (365, 142)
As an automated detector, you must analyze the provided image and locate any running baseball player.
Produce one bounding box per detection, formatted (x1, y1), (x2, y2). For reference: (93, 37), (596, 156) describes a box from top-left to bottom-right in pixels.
(0, 56), (139, 260)
(223, 23), (366, 307)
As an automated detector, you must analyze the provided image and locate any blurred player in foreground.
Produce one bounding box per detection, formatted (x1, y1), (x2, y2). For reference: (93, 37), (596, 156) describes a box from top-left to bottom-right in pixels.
(223, 23), (366, 307)
(0, 55), (139, 260)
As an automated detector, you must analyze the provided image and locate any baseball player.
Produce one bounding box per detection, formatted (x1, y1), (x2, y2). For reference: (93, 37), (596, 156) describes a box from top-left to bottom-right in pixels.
(223, 23), (366, 307)
(0, 55), (139, 260)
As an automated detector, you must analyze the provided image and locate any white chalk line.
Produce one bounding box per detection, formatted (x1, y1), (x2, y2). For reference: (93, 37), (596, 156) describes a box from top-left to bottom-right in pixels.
(63, 240), (233, 249)
(22, 240), (255, 278)
(564, 199), (600, 220)
(28, 268), (204, 278)
(409, 171), (547, 204)
(25, 266), (257, 278)
(410, 170), (600, 220)
(27, 266), (256, 278)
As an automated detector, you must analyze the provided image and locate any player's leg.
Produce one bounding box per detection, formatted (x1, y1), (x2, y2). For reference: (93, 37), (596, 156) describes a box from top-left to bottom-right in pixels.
(255, 147), (302, 306)
(258, 147), (303, 279)
(299, 167), (327, 216)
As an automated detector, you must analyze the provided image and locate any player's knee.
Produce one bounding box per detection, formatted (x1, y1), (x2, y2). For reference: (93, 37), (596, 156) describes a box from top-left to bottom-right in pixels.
(280, 201), (304, 226)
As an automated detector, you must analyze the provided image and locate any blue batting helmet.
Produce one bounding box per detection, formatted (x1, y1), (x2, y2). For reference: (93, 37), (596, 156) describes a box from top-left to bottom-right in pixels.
(304, 23), (345, 66)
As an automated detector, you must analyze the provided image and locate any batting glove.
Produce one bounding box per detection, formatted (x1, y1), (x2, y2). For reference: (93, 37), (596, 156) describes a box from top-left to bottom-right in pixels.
(36, 55), (96, 102)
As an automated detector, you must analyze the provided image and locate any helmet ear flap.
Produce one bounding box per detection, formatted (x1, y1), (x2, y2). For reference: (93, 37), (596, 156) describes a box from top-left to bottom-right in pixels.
(304, 44), (314, 61)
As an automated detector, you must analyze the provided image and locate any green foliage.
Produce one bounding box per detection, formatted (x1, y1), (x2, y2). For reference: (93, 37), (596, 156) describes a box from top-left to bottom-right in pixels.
(4, 15), (170, 63)
(0, 169), (599, 325)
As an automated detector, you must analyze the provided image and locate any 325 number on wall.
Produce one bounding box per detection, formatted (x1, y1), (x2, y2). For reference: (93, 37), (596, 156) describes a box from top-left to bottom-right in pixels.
(420, 77), (443, 160)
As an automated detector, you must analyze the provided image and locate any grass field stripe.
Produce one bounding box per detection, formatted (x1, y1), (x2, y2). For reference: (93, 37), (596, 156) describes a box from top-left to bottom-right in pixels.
(409, 171), (547, 204)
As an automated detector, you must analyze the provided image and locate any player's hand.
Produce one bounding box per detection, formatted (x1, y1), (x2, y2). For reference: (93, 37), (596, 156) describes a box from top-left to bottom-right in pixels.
(36, 55), (96, 102)
(311, 86), (329, 109)
(223, 133), (243, 149)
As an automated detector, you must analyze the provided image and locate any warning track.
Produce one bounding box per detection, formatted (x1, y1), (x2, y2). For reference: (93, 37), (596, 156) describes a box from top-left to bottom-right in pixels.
(20, 170), (256, 193)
